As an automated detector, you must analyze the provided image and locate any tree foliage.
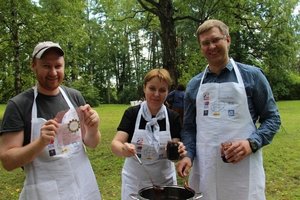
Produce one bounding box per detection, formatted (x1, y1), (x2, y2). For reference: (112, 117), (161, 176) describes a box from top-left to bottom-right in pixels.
(0, 0), (299, 104)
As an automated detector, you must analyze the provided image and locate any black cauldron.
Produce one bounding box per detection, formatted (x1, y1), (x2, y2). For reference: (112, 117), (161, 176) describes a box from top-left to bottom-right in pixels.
(130, 185), (203, 200)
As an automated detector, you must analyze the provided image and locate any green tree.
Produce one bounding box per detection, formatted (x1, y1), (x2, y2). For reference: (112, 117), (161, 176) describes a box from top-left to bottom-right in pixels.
(0, 0), (36, 102)
(0, 0), (299, 104)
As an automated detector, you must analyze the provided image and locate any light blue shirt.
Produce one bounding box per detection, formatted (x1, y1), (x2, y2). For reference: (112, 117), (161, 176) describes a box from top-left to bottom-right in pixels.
(182, 61), (281, 160)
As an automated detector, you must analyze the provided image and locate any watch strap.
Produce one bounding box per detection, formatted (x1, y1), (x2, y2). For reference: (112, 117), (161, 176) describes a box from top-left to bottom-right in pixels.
(247, 138), (258, 153)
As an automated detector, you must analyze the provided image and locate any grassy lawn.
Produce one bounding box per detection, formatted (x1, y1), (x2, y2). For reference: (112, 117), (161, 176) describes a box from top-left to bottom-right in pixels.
(0, 101), (299, 199)
(263, 101), (300, 200)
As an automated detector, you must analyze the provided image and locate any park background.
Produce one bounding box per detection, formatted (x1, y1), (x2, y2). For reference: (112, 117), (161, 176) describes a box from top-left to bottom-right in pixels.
(0, 0), (299, 105)
(0, 0), (300, 199)
(0, 101), (299, 199)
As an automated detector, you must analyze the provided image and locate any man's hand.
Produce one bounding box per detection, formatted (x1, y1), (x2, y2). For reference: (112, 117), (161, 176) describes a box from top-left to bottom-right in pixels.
(80, 104), (100, 133)
(176, 156), (192, 178)
(221, 139), (252, 164)
(80, 104), (101, 148)
(39, 119), (59, 146)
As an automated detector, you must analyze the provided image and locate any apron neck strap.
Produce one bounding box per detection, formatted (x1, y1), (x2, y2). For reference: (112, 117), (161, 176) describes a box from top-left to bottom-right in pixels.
(32, 85), (74, 119)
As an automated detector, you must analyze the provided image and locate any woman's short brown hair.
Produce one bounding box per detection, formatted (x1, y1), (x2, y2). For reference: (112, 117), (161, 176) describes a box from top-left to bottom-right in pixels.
(143, 68), (172, 88)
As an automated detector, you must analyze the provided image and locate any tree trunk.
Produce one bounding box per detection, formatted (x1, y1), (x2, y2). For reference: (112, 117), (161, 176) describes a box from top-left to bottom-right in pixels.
(137, 0), (178, 85)
(11, 0), (21, 95)
(157, 0), (178, 85)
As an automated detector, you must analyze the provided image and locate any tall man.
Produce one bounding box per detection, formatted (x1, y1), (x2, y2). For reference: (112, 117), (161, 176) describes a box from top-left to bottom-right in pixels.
(0, 41), (102, 200)
(177, 19), (281, 200)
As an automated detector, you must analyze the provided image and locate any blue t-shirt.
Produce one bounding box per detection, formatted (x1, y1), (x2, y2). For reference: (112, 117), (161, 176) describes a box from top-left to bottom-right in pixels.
(167, 90), (185, 109)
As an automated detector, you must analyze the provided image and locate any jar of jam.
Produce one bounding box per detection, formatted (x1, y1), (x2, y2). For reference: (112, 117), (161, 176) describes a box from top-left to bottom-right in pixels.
(166, 141), (180, 161)
(221, 141), (232, 163)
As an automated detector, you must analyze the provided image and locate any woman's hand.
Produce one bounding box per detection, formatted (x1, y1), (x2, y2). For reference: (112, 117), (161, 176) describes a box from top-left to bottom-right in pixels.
(122, 142), (136, 157)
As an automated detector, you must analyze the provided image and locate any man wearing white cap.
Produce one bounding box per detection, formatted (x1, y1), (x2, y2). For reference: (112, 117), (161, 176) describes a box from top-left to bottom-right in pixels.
(0, 41), (102, 200)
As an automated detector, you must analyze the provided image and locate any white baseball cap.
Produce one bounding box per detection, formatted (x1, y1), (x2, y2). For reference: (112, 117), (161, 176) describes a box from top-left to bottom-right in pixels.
(32, 41), (64, 59)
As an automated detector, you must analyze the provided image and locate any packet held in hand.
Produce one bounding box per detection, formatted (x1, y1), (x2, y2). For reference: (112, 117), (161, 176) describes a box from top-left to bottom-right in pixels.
(55, 107), (85, 146)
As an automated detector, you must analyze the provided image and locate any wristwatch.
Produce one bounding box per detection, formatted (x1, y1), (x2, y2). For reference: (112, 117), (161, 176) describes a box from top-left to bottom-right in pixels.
(247, 138), (258, 153)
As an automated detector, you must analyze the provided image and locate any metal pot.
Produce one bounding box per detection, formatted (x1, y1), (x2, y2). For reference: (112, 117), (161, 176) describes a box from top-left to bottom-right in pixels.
(130, 185), (203, 200)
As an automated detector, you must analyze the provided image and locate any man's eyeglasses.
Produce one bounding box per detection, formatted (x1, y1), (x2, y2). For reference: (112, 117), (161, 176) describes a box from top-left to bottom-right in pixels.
(200, 35), (227, 47)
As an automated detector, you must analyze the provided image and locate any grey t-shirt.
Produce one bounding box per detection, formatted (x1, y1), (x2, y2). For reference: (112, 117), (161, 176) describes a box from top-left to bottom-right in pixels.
(0, 86), (85, 146)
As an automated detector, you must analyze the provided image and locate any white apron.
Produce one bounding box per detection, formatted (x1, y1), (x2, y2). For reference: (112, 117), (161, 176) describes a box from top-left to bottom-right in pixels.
(121, 104), (176, 200)
(189, 59), (265, 200)
(19, 86), (101, 200)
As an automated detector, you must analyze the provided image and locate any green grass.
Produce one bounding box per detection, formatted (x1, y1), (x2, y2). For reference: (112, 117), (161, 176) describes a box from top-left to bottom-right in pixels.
(0, 101), (299, 200)
(263, 101), (300, 200)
